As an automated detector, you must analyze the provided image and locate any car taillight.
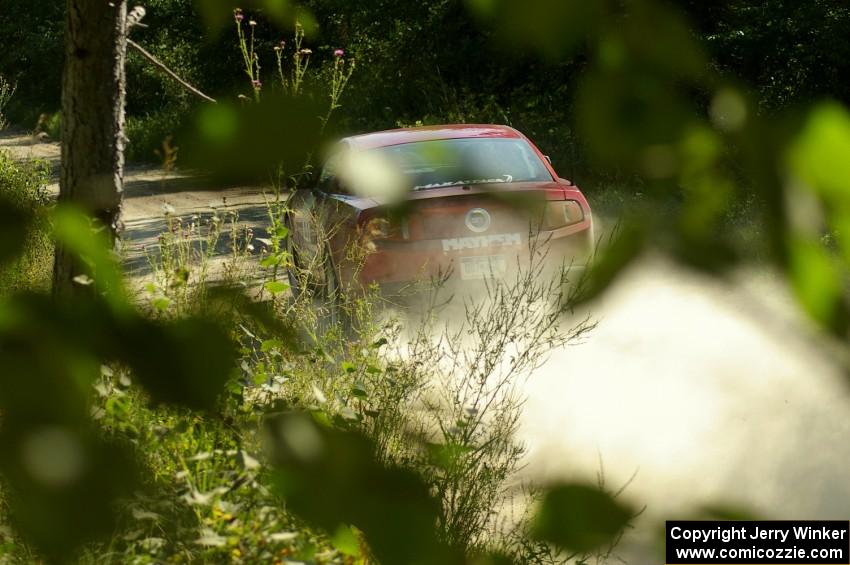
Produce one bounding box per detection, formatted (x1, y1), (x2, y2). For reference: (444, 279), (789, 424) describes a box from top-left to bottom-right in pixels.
(544, 200), (584, 229)
(363, 216), (410, 240)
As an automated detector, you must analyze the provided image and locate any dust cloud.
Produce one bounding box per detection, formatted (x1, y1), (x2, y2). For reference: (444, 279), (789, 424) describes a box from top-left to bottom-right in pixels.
(517, 255), (850, 557)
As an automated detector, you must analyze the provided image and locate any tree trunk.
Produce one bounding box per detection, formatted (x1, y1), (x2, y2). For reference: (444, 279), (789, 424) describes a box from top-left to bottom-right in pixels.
(53, 0), (128, 295)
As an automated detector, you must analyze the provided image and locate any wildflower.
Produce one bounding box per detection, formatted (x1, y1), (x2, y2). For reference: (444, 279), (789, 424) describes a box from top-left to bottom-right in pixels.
(299, 48), (312, 55)
(252, 79), (262, 88)
(334, 48), (345, 58)
(233, 8), (244, 22)
(279, 40), (286, 48)
(248, 19), (257, 27)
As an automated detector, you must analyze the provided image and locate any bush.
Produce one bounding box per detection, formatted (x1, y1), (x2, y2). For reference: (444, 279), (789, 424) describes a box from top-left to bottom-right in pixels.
(0, 150), (52, 295)
(126, 109), (190, 164)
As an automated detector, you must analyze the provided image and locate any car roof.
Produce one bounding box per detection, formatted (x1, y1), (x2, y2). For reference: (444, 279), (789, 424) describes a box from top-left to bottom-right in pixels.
(341, 124), (523, 151)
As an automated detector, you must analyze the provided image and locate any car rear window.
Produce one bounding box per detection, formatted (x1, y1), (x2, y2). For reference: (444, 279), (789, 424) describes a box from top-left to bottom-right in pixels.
(373, 138), (553, 190)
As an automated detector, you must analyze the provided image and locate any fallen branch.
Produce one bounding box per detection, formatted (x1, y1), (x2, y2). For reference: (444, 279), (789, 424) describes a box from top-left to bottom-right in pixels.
(127, 39), (217, 104)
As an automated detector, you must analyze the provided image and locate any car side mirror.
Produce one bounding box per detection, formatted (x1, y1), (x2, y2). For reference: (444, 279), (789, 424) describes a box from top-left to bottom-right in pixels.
(316, 175), (348, 195)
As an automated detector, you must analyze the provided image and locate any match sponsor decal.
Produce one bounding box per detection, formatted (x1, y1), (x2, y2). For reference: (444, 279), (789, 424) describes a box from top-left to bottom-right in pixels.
(441, 232), (522, 253)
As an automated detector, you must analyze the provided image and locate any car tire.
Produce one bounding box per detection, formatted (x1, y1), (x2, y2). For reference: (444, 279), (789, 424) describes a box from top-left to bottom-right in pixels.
(285, 215), (348, 332)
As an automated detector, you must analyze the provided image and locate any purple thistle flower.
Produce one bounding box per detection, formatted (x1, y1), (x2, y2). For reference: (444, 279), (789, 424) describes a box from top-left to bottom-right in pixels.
(234, 8), (244, 22)
(252, 79), (262, 88)
(334, 48), (345, 58)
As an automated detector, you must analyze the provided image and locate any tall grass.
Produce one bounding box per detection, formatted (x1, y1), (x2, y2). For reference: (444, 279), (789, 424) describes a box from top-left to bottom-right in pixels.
(33, 187), (599, 564)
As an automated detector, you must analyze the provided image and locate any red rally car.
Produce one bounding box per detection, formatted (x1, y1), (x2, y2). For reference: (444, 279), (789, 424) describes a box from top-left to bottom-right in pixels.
(285, 124), (593, 296)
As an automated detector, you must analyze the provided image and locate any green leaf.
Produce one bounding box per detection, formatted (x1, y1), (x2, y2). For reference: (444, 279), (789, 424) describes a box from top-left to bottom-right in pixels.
(351, 382), (368, 398)
(786, 235), (848, 333)
(788, 102), (850, 272)
(151, 296), (171, 312)
(260, 254), (285, 268)
(532, 483), (633, 554)
(789, 103), (850, 202)
(331, 524), (361, 557)
(264, 280), (290, 295)
(252, 370), (268, 386)
(574, 223), (645, 304)
(52, 205), (130, 314)
(265, 413), (463, 565)
(426, 442), (473, 469)
(341, 361), (356, 373)
(198, 103), (238, 142)
(261, 339), (283, 353)
(117, 316), (238, 410)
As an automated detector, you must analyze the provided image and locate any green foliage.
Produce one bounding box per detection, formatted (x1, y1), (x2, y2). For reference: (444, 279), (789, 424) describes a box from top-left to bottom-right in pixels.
(0, 0), (64, 125)
(688, 0), (850, 110)
(0, 75), (15, 130)
(0, 151), (52, 295)
(126, 110), (187, 163)
(0, 200), (241, 559)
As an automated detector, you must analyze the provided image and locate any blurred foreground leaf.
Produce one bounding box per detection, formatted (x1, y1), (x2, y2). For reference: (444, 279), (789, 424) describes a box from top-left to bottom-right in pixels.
(183, 92), (325, 181)
(52, 205), (129, 313)
(194, 0), (316, 34)
(531, 483), (633, 554)
(786, 103), (850, 334)
(264, 412), (464, 564)
(466, 0), (603, 58)
(574, 223), (645, 304)
(0, 428), (138, 563)
(0, 293), (141, 561)
(0, 195), (30, 265)
(787, 235), (848, 334)
(116, 316), (238, 410)
(0, 290), (235, 555)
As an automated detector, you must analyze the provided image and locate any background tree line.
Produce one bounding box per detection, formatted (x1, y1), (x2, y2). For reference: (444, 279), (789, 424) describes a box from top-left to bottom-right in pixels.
(4, 0), (850, 177)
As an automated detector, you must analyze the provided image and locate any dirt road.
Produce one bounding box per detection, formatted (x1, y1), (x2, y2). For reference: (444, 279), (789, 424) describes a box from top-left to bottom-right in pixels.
(0, 130), (272, 276)
(518, 257), (850, 560)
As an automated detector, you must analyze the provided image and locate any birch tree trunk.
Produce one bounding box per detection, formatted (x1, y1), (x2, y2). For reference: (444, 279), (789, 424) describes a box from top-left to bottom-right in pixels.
(53, 0), (128, 295)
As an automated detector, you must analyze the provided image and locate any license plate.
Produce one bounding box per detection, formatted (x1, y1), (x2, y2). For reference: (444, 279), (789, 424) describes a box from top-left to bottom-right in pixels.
(459, 255), (507, 280)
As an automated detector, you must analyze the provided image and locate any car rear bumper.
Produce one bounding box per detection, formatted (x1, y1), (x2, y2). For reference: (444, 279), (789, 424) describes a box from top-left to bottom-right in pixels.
(345, 219), (594, 287)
